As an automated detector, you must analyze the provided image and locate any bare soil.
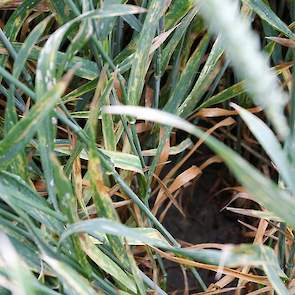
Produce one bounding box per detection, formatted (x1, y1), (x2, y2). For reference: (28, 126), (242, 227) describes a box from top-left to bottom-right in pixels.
(162, 164), (249, 293)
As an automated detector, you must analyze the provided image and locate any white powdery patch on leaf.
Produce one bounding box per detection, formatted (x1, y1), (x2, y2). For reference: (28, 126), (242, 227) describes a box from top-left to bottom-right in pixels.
(198, 0), (289, 138)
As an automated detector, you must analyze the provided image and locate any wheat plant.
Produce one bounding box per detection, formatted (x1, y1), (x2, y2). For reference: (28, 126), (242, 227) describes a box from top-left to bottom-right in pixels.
(0, 0), (294, 294)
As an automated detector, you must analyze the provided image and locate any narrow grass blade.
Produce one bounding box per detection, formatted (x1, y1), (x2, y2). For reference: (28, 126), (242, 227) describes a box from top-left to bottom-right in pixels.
(104, 105), (291, 292)
(61, 217), (287, 293)
(99, 79), (117, 151)
(4, 16), (53, 180)
(49, 0), (75, 25)
(0, 213), (31, 244)
(104, 106), (295, 231)
(0, 0), (41, 67)
(179, 37), (224, 118)
(0, 171), (64, 232)
(164, 33), (209, 112)
(160, 6), (198, 74)
(79, 236), (138, 293)
(263, 262), (289, 295)
(55, 146), (143, 174)
(0, 78), (68, 165)
(175, 244), (285, 277)
(0, 233), (37, 295)
(88, 148), (144, 291)
(122, 14), (142, 32)
(90, 227), (169, 246)
(127, 0), (168, 105)
(242, 0), (295, 38)
(102, 150), (143, 173)
(57, 3), (93, 78)
(36, 4), (146, 95)
(13, 16), (52, 80)
(63, 78), (98, 102)
(267, 36), (295, 49)
(197, 82), (245, 110)
(9, 236), (44, 274)
(198, 0), (289, 138)
(15, 42), (99, 79)
(232, 103), (295, 193)
(227, 207), (281, 221)
(142, 138), (193, 157)
(198, 63), (293, 110)
(42, 253), (98, 295)
(61, 218), (171, 248)
(87, 78), (139, 281)
(92, 0), (121, 40)
(51, 155), (92, 275)
(0, 42), (134, 80)
(165, 0), (193, 29)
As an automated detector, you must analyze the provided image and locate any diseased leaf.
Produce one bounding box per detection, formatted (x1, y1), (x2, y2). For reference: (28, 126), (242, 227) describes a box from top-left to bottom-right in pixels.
(165, 0), (193, 29)
(0, 77), (69, 165)
(55, 147), (143, 173)
(42, 253), (98, 295)
(127, 0), (169, 105)
(242, 0), (295, 38)
(79, 236), (138, 293)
